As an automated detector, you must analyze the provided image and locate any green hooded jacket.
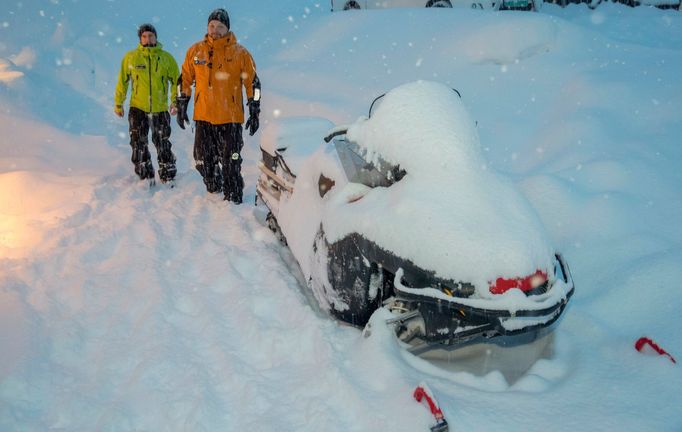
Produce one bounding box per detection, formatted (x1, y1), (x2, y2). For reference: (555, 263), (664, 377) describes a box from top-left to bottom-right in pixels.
(115, 43), (179, 113)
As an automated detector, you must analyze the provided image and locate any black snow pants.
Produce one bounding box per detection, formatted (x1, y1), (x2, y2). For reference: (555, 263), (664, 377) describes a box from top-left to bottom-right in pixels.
(128, 107), (177, 183)
(194, 121), (244, 203)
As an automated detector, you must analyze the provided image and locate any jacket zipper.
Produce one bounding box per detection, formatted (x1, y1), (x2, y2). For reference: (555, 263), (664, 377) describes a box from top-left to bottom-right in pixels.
(147, 52), (153, 113)
(208, 48), (213, 88)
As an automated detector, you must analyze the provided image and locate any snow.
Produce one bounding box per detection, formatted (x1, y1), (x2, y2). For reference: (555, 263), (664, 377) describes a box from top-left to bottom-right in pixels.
(0, 59), (23, 83)
(260, 116), (335, 175)
(334, 80), (555, 290)
(277, 140), (346, 289)
(1, 1), (682, 431)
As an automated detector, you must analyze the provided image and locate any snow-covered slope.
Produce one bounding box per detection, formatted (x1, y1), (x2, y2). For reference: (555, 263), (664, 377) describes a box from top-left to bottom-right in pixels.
(1, 1), (681, 431)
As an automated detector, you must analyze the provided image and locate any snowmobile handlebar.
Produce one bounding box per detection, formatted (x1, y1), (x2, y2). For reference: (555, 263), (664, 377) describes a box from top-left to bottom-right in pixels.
(324, 128), (348, 143)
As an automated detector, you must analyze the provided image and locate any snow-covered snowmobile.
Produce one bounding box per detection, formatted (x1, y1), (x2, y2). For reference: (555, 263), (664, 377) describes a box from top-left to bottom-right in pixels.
(256, 81), (574, 354)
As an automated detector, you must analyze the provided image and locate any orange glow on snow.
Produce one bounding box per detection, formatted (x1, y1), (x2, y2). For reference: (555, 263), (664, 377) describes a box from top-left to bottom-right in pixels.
(0, 172), (42, 257)
(0, 171), (92, 259)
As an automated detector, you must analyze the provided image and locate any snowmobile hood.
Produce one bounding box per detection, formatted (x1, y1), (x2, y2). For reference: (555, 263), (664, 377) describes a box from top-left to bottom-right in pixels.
(323, 81), (555, 293)
(346, 80), (483, 180)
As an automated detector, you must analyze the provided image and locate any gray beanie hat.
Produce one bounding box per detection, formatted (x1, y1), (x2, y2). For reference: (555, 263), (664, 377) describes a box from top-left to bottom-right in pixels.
(207, 8), (230, 30)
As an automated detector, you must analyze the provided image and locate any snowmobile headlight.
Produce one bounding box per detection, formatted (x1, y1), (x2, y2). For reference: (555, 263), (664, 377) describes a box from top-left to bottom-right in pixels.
(529, 273), (547, 289)
(490, 270), (548, 295)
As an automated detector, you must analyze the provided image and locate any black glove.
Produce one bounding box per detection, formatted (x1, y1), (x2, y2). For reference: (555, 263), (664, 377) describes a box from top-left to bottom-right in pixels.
(176, 95), (190, 129)
(245, 98), (260, 136)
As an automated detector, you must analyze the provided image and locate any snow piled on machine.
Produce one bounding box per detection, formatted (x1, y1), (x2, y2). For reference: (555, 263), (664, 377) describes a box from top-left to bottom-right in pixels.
(323, 81), (555, 293)
(271, 124), (346, 285)
(260, 116), (336, 175)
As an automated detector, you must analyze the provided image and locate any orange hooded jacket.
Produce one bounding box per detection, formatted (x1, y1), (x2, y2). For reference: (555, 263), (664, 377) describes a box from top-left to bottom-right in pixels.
(180, 32), (257, 125)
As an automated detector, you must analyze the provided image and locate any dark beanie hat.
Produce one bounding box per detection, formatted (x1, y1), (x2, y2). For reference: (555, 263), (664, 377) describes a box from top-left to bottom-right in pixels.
(208, 8), (230, 30)
(137, 23), (157, 38)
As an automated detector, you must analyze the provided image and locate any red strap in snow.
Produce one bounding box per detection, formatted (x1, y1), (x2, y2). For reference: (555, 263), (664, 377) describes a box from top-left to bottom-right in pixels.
(635, 337), (676, 364)
(414, 384), (445, 421)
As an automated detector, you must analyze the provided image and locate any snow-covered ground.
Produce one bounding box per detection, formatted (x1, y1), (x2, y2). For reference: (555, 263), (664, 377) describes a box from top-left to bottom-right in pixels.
(1, 1), (681, 430)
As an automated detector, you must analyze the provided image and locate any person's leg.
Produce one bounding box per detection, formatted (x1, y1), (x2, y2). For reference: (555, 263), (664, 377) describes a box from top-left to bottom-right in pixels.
(219, 123), (244, 203)
(195, 121), (222, 193)
(128, 107), (154, 180)
(151, 111), (176, 183)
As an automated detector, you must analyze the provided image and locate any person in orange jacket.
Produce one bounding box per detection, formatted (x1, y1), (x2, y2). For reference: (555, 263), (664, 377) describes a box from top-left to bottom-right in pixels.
(176, 8), (261, 203)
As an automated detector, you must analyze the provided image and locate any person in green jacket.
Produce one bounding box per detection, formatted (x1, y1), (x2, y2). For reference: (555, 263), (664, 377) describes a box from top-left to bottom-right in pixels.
(115, 23), (179, 185)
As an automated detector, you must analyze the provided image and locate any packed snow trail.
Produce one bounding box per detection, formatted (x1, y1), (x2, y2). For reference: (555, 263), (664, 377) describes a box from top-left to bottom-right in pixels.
(0, 165), (436, 430)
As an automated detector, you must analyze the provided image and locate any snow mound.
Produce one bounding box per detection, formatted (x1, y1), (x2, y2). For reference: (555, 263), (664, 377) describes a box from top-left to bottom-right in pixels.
(329, 80), (554, 291)
(260, 116), (334, 175)
(0, 111), (122, 176)
(452, 17), (557, 65)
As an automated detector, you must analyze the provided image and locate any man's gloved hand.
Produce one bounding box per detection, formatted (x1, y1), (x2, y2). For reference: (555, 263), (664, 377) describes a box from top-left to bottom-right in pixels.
(244, 98), (260, 136)
(176, 95), (190, 129)
(114, 105), (124, 118)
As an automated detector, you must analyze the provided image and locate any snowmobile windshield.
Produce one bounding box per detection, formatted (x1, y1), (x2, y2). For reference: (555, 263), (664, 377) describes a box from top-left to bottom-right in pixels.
(333, 138), (405, 188)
